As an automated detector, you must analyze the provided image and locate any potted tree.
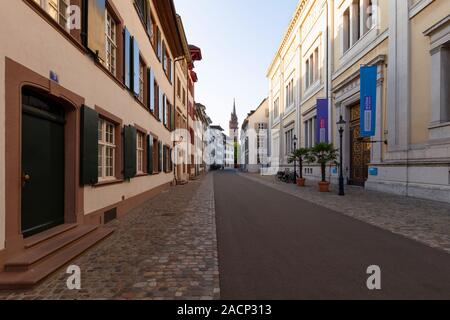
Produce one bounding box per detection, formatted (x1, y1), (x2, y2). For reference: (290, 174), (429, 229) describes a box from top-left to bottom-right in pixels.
(288, 148), (310, 187)
(309, 142), (339, 192)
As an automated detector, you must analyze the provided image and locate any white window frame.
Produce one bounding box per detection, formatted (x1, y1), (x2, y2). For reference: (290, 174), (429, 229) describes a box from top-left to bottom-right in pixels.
(98, 119), (116, 181)
(139, 60), (145, 103)
(34, 0), (70, 29)
(137, 131), (145, 174)
(105, 9), (117, 76)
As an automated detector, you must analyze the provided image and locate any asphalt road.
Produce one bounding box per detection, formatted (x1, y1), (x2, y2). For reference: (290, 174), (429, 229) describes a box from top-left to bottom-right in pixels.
(213, 170), (450, 300)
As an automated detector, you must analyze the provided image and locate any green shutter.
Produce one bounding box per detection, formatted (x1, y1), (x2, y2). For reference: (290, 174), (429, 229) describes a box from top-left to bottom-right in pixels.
(147, 134), (154, 174)
(158, 141), (163, 172)
(86, 0), (106, 62)
(123, 125), (137, 179)
(169, 148), (173, 172)
(80, 105), (99, 185)
(163, 146), (167, 173)
(170, 103), (175, 131)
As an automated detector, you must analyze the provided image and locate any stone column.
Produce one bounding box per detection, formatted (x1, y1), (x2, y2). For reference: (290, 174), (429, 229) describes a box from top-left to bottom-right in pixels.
(387, 0), (410, 151)
(372, 63), (384, 163)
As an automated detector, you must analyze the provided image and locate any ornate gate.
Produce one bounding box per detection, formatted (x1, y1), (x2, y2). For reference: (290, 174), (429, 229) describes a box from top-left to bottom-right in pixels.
(349, 104), (371, 186)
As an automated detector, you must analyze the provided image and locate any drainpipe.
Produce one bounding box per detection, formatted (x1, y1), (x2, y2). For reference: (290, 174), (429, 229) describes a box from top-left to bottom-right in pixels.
(173, 56), (185, 185)
(186, 64), (190, 181)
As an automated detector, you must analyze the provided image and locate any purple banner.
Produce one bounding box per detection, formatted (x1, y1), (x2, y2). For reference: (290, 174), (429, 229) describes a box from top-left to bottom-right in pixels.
(316, 99), (328, 144)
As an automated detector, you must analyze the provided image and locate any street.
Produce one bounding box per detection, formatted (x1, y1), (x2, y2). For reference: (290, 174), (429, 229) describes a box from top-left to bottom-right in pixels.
(214, 170), (450, 300)
(1, 171), (450, 300)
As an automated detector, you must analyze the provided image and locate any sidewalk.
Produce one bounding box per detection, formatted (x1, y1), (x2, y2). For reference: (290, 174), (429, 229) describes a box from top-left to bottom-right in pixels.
(0, 174), (220, 300)
(238, 173), (450, 254)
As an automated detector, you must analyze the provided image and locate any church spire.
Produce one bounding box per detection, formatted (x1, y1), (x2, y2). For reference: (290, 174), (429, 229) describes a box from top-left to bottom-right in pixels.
(229, 98), (239, 132)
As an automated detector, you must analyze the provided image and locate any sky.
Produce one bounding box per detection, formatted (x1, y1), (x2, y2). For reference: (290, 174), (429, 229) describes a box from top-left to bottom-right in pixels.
(174, 0), (299, 133)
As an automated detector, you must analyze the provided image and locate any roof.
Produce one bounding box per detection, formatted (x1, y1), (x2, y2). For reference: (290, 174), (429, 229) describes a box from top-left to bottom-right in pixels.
(154, 0), (184, 58)
(176, 14), (192, 63)
(210, 125), (224, 132)
(189, 45), (203, 61)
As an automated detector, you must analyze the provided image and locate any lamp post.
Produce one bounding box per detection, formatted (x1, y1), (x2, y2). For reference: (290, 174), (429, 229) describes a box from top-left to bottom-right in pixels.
(337, 116), (346, 196)
(293, 135), (298, 184)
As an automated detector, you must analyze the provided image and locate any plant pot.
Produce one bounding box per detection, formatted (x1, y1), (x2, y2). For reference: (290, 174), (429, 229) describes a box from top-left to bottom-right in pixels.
(318, 181), (330, 192)
(297, 178), (306, 187)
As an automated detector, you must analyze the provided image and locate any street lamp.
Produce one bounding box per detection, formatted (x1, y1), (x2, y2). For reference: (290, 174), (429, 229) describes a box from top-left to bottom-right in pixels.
(293, 135), (298, 184)
(337, 116), (346, 196)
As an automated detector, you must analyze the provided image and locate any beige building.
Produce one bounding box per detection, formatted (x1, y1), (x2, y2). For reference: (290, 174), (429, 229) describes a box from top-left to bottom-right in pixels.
(268, 0), (450, 203)
(268, 0), (329, 170)
(240, 98), (270, 173)
(0, 0), (195, 287)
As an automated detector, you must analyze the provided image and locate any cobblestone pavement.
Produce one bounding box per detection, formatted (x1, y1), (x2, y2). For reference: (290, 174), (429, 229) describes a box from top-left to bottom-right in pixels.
(239, 173), (450, 254)
(0, 174), (220, 300)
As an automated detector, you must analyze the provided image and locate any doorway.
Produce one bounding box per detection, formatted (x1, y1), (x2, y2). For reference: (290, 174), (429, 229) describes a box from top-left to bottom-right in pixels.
(349, 104), (371, 186)
(21, 89), (65, 237)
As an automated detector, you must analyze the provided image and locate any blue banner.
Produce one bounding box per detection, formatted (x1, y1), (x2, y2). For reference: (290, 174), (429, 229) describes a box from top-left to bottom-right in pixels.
(316, 99), (328, 143)
(360, 66), (377, 137)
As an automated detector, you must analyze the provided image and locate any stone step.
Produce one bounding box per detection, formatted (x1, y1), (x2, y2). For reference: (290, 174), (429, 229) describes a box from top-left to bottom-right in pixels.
(5, 225), (98, 272)
(0, 227), (114, 290)
(24, 223), (78, 249)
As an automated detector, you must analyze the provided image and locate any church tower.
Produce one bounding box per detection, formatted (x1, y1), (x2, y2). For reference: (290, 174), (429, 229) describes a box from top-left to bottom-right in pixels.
(229, 99), (239, 143)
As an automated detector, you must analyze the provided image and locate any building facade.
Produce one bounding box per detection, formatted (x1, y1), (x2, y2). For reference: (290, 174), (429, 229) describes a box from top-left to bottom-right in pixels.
(209, 125), (225, 169)
(240, 98), (270, 173)
(0, 0), (198, 285)
(268, 0), (450, 203)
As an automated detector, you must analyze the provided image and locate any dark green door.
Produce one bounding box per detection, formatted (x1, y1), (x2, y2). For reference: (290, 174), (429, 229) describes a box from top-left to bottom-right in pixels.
(21, 95), (65, 238)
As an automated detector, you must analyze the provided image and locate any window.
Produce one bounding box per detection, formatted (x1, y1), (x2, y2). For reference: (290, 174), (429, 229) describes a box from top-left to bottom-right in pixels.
(105, 10), (117, 75)
(351, 0), (361, 45)
(98, 119), (116, 180)
(362, 0), (374, 34)
(343, 0), (372, 54)
(139, 59), (145, 103)
(177, 78), (181, 97)
(273, 97), (280, 119)
(314, 48), (319, 82)
(33, 0), (69, 29)
(305, 50), (317, 90)
(137, 132), (145, 174)
(162, 43), (172, 81)
(304, 117), (317, 148)
(425, 19), (450, 130)
(182, 88), (186, 106)
(285, 129), (294, 155)
(156, 29), (162, 61)
(154, 79), (160, 118)
(343, 8), (350, 52)
(305, 59), (310, 89)
(286, 79), (294, 108)
(134, 0), (146, 21)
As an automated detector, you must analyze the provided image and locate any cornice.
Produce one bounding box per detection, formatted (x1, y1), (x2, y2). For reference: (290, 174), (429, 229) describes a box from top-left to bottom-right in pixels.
(266, 0), (308, 77)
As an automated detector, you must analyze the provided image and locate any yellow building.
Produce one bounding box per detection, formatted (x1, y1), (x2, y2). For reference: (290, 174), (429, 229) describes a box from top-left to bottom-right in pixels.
(268, 0), (450, 203)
